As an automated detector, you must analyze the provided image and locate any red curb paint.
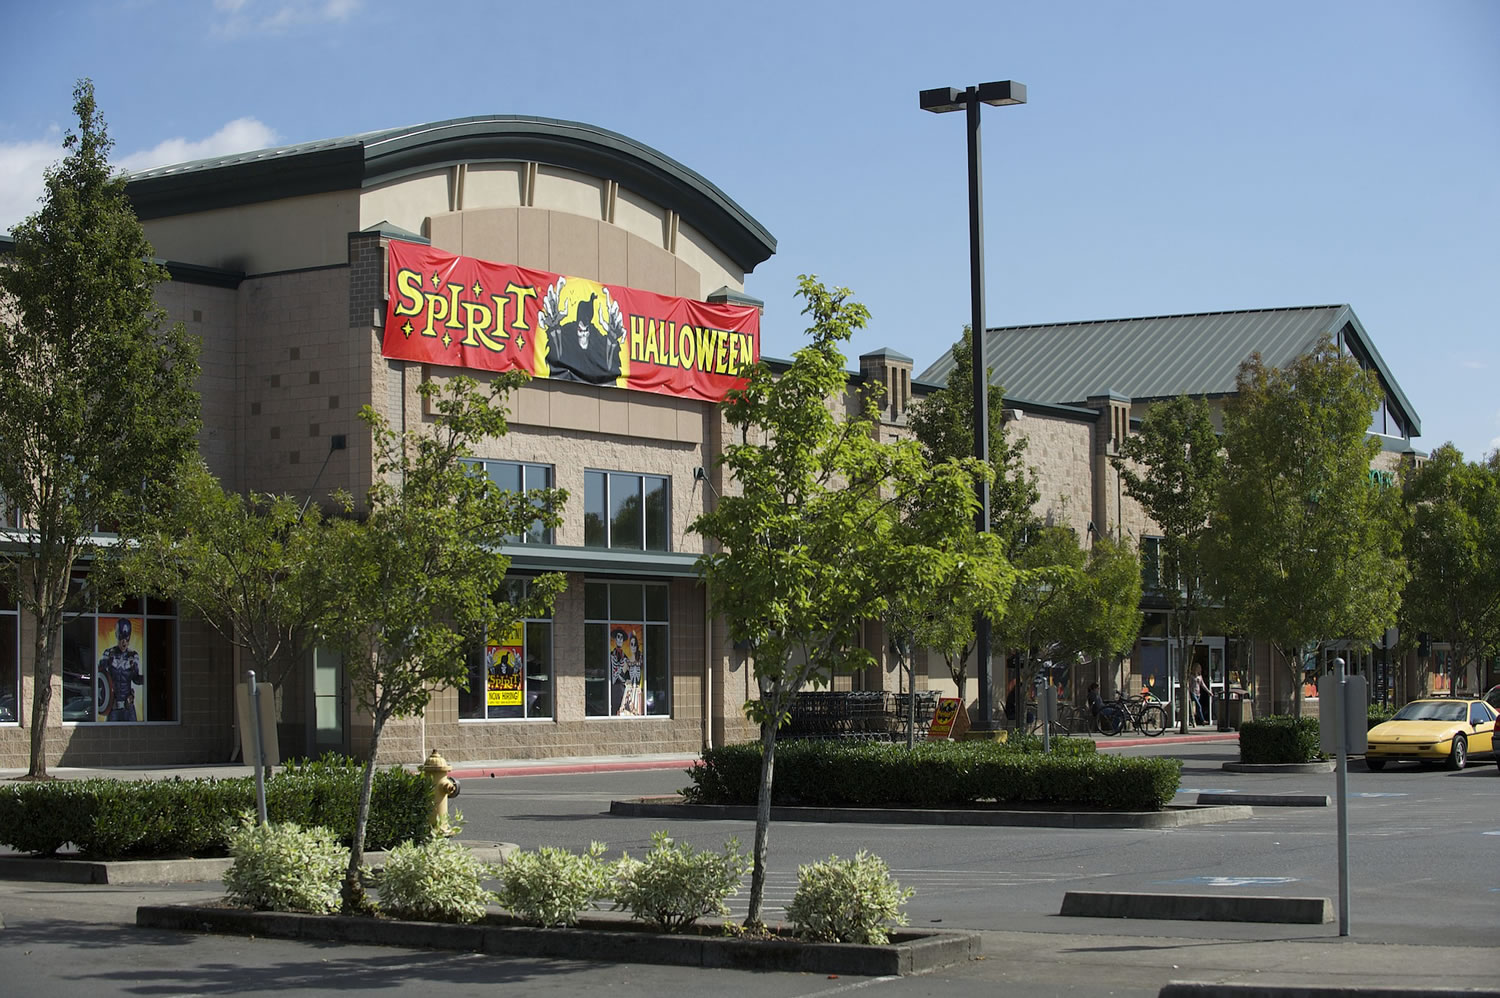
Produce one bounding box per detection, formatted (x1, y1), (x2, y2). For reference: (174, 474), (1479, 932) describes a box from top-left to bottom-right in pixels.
(448, 759), (701, 780)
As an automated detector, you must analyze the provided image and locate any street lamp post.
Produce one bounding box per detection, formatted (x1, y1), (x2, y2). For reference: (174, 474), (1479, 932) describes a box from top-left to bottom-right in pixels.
(919, 80), (1026, 731)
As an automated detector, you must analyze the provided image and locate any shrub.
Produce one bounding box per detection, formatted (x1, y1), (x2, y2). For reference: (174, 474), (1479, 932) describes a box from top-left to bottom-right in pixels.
(494, 841), (611, 927)
(222, 818), (345, 913)
(682, 737), (1179, 811)
(1367, 704), (1396, 729)
(1239, 716), (1322, 764)
(269, 756), (432, 851)
(0, 780), (112, 855)
(611, 831), (748, 932)
(785, 851), (912, 944)
(378, 837), (495, 924)
(0, 763), (432, 858)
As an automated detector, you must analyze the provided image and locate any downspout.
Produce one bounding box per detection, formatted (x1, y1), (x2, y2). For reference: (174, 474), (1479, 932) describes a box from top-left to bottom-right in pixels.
(697, 463), (716, 752)
(703, 590), (713, 752)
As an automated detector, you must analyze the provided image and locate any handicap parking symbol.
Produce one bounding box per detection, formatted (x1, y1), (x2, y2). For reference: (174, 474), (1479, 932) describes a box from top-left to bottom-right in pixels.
(1159, 876), (1298, 888)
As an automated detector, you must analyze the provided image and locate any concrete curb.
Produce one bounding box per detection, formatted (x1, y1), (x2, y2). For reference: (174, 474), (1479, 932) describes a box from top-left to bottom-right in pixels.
(610, 800), (1254, 829)
(450, 759), (697, 779)
(1222, 761), (1335, 774)
(1196, 793), (1329, 807)
(135, 905), (981, 976)
(1160, 984), (1500, 998)
(1097, 732), (1241, 748)
(1060, 890), (1332, 924)
(0, 843), (516, 885)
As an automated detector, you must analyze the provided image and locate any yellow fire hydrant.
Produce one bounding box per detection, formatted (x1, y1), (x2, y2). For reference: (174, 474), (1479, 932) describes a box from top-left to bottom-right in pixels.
(419, 750), (460, 833)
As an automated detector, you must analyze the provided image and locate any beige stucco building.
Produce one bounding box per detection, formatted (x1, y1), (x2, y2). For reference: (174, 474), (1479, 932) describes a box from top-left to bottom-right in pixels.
(0, 115), (1448, 769)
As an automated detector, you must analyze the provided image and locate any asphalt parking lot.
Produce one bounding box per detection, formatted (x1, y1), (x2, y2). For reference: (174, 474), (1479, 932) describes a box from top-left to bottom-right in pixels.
(1, 739), (1496, 997)
(447, 739), (1499, 945)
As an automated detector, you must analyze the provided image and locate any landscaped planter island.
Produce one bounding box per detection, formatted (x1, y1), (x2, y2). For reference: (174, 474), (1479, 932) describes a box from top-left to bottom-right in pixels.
(135, 905), (981, 976)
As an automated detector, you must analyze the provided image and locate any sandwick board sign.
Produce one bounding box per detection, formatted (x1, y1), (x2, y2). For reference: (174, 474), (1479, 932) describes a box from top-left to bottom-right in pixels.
(927, 697), (969, 740)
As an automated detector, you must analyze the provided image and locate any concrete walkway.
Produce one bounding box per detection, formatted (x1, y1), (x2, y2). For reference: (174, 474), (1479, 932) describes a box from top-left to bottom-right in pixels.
(0, 730), (1241, 783)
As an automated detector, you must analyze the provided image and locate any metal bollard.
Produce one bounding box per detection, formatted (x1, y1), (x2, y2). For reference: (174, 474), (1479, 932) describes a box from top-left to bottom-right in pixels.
(419, 750), (460, 833)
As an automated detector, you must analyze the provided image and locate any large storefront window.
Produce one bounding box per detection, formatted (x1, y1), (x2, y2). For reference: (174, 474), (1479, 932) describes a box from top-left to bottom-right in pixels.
(583, 471), (669, 550)
(584, 580), (669, 717)
(0, 584), (17, 724)
(459, 581), (553, 720)
(61, 586), (177, 724)
(463, 459), (554, 544)
(1135, 611), (1169, 701)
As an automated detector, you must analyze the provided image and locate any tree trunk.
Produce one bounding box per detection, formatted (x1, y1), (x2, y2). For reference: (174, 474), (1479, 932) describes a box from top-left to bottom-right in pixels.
(907, 660), (917, 750)
(744, 717), (778, 929)
(26, 620), (60, 779)
(341, 711), (383, 914)
(1178, 629), (1192, 734)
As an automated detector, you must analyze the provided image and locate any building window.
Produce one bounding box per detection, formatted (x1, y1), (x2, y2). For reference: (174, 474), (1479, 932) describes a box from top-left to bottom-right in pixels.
(459, 580), (553, 720)
(1140, 536), (1163, 592)
(0, 583), (17, 724)
(462, 459), (554, 544)
(583, 580), (669, 717)
(61, 585), (177, 724)
(584, 471), (669, 550)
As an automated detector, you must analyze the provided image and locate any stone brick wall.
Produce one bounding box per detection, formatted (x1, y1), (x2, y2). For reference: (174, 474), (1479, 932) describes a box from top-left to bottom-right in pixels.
(0, 610), (235, 769)
(398, 575), (710, 764)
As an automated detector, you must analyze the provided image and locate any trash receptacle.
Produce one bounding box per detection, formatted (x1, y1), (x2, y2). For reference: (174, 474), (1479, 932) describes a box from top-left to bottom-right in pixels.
(1219, 688), (1248, 730)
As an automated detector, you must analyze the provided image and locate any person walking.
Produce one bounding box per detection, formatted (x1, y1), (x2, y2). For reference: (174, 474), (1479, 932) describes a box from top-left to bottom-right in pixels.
(1190, 672), (1209, 726)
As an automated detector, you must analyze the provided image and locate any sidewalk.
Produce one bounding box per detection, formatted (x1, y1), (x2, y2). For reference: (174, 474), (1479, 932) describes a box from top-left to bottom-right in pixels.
(0, 730), (1240, 783)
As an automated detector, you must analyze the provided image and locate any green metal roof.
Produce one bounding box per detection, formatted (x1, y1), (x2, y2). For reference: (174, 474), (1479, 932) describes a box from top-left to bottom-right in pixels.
(918, 304), (1421, 437)
(499, 543), (702, 579)
(124, 115), (777, 273)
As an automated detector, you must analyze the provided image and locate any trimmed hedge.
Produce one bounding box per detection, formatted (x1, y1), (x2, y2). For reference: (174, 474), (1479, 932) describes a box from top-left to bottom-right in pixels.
(1239, 709), (1398, 764)
(0, 757), (432, 858)
(1238, 716), (1322, 763)
(682, 738), (1181, 811)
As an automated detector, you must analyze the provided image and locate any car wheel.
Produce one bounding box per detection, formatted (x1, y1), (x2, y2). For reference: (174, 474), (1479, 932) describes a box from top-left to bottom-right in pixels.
(1366, 758), (1386, 771)
(1445, 734), (1467, 771)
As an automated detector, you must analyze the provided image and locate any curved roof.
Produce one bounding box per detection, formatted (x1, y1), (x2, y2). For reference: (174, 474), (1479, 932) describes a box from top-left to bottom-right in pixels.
(919, 304), (1420, 436)
(125, 115), (776, 273)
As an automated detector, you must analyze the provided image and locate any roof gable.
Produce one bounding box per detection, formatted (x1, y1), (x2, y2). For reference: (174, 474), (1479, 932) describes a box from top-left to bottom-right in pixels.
(918, 304), (1420, 436)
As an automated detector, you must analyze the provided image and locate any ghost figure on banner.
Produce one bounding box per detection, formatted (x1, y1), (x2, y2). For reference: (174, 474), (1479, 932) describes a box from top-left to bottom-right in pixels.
(539, 276), (627, 385)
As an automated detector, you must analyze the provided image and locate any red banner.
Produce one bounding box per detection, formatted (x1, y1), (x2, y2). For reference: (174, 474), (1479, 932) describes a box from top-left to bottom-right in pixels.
(382, 241), (759, 402)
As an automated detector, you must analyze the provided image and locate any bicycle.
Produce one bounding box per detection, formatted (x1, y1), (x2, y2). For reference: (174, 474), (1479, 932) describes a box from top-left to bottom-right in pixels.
(1094, 691), (1166, 737)
(1026, 701), (1078, 737)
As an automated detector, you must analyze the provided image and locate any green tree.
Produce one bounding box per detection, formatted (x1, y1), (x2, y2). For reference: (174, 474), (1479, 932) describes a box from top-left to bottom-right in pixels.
(906, 326), (1040, 697)
(1069, 533), (1146, 678)
(119, 461), (332, 735)
(907, 325), (1040, 556)
(996, 527), (1140, 726)
(1213, 338), (1406, 715)
(995, 527), (1084, 724)
(1400, 444), (1500, 693)
(883, 508), (1012, 746)
(313, 374), (565, 912)
(1114, 395), (1223, 732)
(0, 80), (201, 778)
(691, 277), (983, 928)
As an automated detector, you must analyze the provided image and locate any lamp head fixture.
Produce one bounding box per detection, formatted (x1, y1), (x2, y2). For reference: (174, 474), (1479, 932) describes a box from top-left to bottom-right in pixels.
(919, 81), (1027, 114)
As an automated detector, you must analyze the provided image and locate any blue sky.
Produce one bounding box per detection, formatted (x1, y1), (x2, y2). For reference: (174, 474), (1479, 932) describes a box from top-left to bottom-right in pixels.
(2, 0), (1496, 459)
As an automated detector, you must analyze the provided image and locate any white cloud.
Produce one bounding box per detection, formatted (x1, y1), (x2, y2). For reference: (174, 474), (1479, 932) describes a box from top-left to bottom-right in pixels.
(213, 0), (359, 35)
(1461, 359), (1487, 370)
(117, 118), (280, 174)
(1, 119), (278, 233)
(0, 128), (63, 233)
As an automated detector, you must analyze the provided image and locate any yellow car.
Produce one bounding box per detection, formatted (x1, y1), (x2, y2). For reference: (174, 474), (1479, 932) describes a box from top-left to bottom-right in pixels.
(1364, 697), (1497, 771)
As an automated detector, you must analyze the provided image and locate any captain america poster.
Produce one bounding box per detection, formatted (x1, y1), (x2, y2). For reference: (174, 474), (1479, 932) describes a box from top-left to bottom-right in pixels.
(95, 616), (146, 722)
